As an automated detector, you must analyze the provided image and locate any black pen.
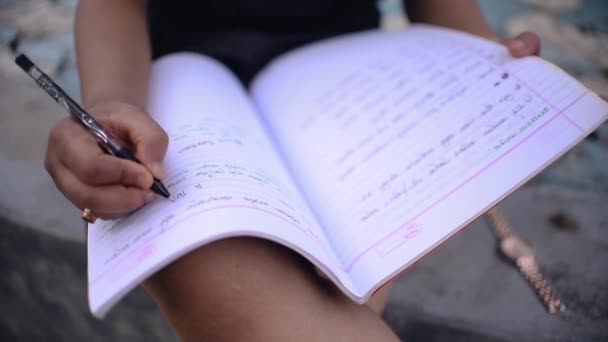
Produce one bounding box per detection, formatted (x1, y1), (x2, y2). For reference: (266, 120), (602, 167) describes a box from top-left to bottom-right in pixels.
(15, 53), (171, 199)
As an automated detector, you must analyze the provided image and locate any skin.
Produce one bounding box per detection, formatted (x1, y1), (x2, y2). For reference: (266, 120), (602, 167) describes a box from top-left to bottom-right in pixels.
(44, 0), (540, 340)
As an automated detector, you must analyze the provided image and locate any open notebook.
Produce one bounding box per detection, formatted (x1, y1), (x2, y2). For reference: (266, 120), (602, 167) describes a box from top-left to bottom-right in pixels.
(87, 24), (608, 318)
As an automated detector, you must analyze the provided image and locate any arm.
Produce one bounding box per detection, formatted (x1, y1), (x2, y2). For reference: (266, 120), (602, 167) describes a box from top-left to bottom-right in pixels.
(405, 0), (497, 40)
(44, 0), (168, 219)
(405, 0), (540, 56)
(75, 0), (150, 108)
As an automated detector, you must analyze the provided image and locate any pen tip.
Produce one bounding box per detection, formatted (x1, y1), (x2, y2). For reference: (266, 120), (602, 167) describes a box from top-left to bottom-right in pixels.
(151, 180), (171, 199)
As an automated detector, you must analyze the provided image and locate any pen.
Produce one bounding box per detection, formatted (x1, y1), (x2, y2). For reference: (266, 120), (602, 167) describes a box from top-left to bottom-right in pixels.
(15, 53), (171, 199)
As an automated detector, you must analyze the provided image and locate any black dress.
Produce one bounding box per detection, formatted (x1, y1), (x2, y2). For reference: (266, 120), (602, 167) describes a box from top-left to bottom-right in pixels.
(148, 0), (379, 85)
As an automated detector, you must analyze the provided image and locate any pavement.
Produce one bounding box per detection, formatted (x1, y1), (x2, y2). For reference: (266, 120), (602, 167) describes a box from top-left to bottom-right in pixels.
(1, 0), (607, 340)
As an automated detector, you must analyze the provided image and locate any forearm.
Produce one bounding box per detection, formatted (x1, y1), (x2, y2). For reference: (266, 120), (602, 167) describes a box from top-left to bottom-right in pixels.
(75, 0), (150, 109)
(405, 0), (497, 40)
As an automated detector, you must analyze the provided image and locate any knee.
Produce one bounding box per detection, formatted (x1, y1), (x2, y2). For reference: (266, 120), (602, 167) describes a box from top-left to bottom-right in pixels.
(142, 238), (399, 341)
(143, 237), (326, 332)
(146, 237), (286, 306)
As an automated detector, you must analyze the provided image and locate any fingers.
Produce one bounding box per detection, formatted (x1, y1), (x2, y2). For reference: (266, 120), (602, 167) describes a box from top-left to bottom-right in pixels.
(44, 101), (167, 219)
(45, 110), (162, 218)
(97, 103), (169, 179)
(52, 160), (155, 218)
(71, 153), (153, 188)
(506, 32), (541, 57)
(47, 118), (153, 188)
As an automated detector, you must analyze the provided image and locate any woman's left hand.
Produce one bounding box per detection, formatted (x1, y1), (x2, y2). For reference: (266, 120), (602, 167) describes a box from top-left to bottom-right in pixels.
(504, 32), (541, 57)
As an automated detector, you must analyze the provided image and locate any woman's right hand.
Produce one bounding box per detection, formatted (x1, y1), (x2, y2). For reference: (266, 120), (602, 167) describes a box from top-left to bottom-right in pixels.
(45, 101), (169, 220)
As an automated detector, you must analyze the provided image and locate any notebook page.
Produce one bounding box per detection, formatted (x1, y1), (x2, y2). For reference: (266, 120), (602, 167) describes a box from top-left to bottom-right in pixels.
(87, 53), (353, 317)
(251, 25), (608, 295)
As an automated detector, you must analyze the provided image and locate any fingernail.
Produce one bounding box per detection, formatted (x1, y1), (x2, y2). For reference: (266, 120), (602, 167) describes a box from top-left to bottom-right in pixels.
(145, 192), (157, 203)
(150, 162), (165, 179)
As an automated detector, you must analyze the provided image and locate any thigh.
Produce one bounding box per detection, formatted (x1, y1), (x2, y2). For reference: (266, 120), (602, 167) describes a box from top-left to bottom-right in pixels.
(367, 281), (393, 314)
(143, 237), (399, 342)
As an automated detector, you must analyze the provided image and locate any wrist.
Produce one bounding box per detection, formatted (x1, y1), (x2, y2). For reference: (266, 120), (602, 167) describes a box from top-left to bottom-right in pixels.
(84, 100), (147, 118)
(83, 94), (147, 113)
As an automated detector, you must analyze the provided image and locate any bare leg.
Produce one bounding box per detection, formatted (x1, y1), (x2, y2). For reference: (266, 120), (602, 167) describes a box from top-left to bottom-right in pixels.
(143, 237), (399, 342)
(367, 282), (393, 315)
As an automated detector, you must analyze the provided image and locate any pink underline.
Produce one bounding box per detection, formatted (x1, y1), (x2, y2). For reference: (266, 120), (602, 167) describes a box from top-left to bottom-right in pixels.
(91, 204), (307, 284)
(345, 91), (587, 272)
(465, 39), (586, 133)
(465, 41), (586, 133)
(502, 66), (585, 133)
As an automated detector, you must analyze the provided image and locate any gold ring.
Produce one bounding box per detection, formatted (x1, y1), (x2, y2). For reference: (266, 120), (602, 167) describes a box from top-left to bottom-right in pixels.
(82, 208), (97, 224)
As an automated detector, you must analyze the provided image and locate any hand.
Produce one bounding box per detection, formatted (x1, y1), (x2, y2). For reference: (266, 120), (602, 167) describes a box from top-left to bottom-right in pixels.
(504, 32), (541, 57)
(45, 101), (169, 219)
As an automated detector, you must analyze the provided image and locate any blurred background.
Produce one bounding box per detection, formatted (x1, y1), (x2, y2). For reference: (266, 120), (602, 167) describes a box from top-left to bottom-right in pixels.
(1, 0), (607, 340)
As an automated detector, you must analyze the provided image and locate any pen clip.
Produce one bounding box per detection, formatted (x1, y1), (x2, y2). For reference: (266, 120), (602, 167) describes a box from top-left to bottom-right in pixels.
(82, 120), (121, 156)
(70, 108), (121, 155)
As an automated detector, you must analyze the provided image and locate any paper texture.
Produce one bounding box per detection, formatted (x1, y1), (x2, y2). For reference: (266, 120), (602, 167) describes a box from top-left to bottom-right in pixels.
(87, 25), (608, 317)
(252, 24), (608, 292)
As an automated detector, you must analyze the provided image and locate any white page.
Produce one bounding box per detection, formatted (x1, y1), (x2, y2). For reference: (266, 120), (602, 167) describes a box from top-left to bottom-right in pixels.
(251, 25), (608, 296)
(87, 53), (355, 318)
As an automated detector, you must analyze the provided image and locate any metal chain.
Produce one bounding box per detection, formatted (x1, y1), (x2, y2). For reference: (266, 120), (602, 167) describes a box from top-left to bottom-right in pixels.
(517, 255), (566, 313)
(485, 207), (512, 239)
(485, 206), (566, 314)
